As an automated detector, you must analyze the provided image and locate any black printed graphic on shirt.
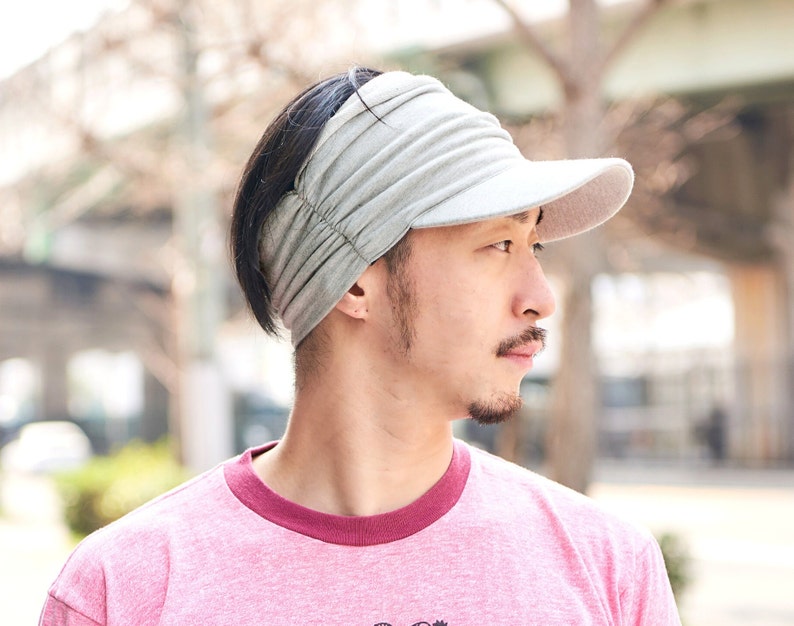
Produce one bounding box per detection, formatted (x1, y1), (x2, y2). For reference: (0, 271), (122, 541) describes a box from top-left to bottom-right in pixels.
(373, 621), (448, 626)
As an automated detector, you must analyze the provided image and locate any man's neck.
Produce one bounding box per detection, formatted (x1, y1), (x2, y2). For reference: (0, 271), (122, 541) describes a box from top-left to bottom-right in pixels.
(252, 366), (456, 517)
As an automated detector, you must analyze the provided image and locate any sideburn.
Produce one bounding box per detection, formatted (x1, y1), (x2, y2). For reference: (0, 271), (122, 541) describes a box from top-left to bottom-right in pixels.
(383, 234), (417, 355)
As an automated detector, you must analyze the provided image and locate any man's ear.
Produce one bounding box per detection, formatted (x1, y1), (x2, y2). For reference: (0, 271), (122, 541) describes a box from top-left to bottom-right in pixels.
(335, 282), (368, 320)
(334, 262), (384, 320)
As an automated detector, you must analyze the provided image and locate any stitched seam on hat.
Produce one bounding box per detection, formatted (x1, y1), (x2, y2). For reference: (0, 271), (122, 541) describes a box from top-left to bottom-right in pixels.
(293, 190), (368, 263)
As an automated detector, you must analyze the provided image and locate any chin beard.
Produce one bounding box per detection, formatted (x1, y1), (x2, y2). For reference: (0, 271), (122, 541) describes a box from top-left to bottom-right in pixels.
(468, 393), (523, 426)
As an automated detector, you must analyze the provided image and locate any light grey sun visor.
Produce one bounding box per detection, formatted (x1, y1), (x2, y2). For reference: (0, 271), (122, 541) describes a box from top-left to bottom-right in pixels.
(260, 71), (634, 345)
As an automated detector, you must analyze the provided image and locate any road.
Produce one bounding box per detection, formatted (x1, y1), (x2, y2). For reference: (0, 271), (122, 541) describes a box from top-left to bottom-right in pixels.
(0, 473), (73, 625)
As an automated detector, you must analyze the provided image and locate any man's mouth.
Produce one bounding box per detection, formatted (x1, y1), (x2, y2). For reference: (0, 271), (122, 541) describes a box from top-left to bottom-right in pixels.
(495, 326), (547, 359)
(500, 346), (541, 370)
(503, 346), (539, 359)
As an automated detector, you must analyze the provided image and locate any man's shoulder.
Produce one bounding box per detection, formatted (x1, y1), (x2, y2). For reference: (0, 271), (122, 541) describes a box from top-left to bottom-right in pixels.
(464, 442), (653, 541)
(45, 462), (233, 622)
(109, 460), (225, 525)
(54, 462), (228, 579)
(456, 442), (679, 623)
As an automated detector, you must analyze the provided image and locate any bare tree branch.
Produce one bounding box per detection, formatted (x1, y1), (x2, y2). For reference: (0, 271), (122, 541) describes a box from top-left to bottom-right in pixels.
(491, 0), (573, 90)
(599, 0), (671, 75)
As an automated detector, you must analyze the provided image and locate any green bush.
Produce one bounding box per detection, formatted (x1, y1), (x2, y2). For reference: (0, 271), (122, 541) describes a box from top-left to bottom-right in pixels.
(657, 531), (692, 600)
(55, 439), (190, 538)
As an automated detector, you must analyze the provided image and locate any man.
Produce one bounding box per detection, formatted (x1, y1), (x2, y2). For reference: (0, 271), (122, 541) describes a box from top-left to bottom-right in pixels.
(41, 67), (681, 624)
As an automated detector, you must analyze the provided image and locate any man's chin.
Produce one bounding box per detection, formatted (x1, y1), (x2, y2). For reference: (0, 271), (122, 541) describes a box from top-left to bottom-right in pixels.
(467, 393), (523, 426)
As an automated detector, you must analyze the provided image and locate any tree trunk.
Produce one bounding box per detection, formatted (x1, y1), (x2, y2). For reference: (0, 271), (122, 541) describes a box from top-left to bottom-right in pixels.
(545, 0), (606, 493)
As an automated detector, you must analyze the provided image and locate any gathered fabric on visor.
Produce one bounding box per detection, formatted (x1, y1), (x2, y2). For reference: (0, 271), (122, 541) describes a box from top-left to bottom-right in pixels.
(260, 71), (634, 346)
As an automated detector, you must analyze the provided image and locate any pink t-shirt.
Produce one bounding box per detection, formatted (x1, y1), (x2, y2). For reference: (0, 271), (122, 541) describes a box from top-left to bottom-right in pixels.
(40, 440), (680, 625)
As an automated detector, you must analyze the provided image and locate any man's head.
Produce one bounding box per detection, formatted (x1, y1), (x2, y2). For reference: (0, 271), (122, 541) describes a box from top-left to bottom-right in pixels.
(230, 68), (633, 413)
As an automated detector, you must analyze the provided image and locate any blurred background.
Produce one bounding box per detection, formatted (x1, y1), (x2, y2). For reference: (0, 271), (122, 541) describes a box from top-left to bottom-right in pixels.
(1, 0), (793, 624)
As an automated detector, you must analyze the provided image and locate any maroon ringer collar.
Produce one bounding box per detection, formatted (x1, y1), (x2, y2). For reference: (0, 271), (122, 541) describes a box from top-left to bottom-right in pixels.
(224, 440), (471, 546)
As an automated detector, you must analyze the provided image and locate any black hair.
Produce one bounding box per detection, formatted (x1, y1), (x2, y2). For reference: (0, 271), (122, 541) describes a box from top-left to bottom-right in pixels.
(230, 66), (383, 337)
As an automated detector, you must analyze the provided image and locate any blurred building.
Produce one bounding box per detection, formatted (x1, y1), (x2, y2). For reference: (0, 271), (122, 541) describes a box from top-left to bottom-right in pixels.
(1, 0), (793, 465)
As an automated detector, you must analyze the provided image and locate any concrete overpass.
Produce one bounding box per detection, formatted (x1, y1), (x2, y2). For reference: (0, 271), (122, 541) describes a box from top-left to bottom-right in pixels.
(0, 260), (171, 452)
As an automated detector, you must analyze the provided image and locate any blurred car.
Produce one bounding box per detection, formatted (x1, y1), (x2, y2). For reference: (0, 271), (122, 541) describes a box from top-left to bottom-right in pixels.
(233, 392), (290, 453)
(0, 420), (92, 474)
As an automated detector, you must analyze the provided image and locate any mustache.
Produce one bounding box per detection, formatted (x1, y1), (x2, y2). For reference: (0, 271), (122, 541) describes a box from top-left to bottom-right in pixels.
(496, 326), (547, 357)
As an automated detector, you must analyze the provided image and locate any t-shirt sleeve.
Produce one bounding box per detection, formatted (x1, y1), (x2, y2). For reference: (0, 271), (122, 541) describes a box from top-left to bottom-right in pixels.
(39, 594), (103, 626)
(38, 532), (110, 626)
(622, 532), (682, 626)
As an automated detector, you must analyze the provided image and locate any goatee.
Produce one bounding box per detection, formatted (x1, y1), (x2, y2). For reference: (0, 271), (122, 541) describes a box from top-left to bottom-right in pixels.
(468, 393), (523, 426)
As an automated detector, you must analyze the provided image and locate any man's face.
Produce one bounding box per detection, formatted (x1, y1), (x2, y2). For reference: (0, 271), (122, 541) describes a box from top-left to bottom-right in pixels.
(380, 208), (555, 425)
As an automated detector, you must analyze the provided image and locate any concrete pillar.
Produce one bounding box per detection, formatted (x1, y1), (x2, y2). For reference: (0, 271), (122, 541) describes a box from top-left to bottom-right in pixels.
(769, 153), (794, 463)
(172, 3), (233, 472)
(728, 264), (789, 462)
(39, 342), (71, 422)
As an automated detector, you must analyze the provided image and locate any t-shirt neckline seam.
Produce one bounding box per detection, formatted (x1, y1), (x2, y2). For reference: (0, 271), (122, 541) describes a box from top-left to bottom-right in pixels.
(223, 439), (471, 546)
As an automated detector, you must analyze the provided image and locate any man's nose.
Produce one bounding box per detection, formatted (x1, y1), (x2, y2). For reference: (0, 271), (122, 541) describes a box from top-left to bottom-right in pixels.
(514, 254), (556, 321)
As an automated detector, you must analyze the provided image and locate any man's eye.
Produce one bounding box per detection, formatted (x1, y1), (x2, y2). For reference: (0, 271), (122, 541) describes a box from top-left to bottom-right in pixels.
(492, 240), (512, 252)
(532, 242), (545, 255)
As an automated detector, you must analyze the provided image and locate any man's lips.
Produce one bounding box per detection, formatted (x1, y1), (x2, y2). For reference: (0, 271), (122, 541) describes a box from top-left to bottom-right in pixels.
(503, 345), (540, 358)
(501, 342), (542, 365)
(495, 326), (547, 359)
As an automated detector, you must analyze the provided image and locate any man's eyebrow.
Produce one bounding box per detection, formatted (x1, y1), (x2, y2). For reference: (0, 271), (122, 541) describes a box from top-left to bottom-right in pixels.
(509, 208), (544, 225)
